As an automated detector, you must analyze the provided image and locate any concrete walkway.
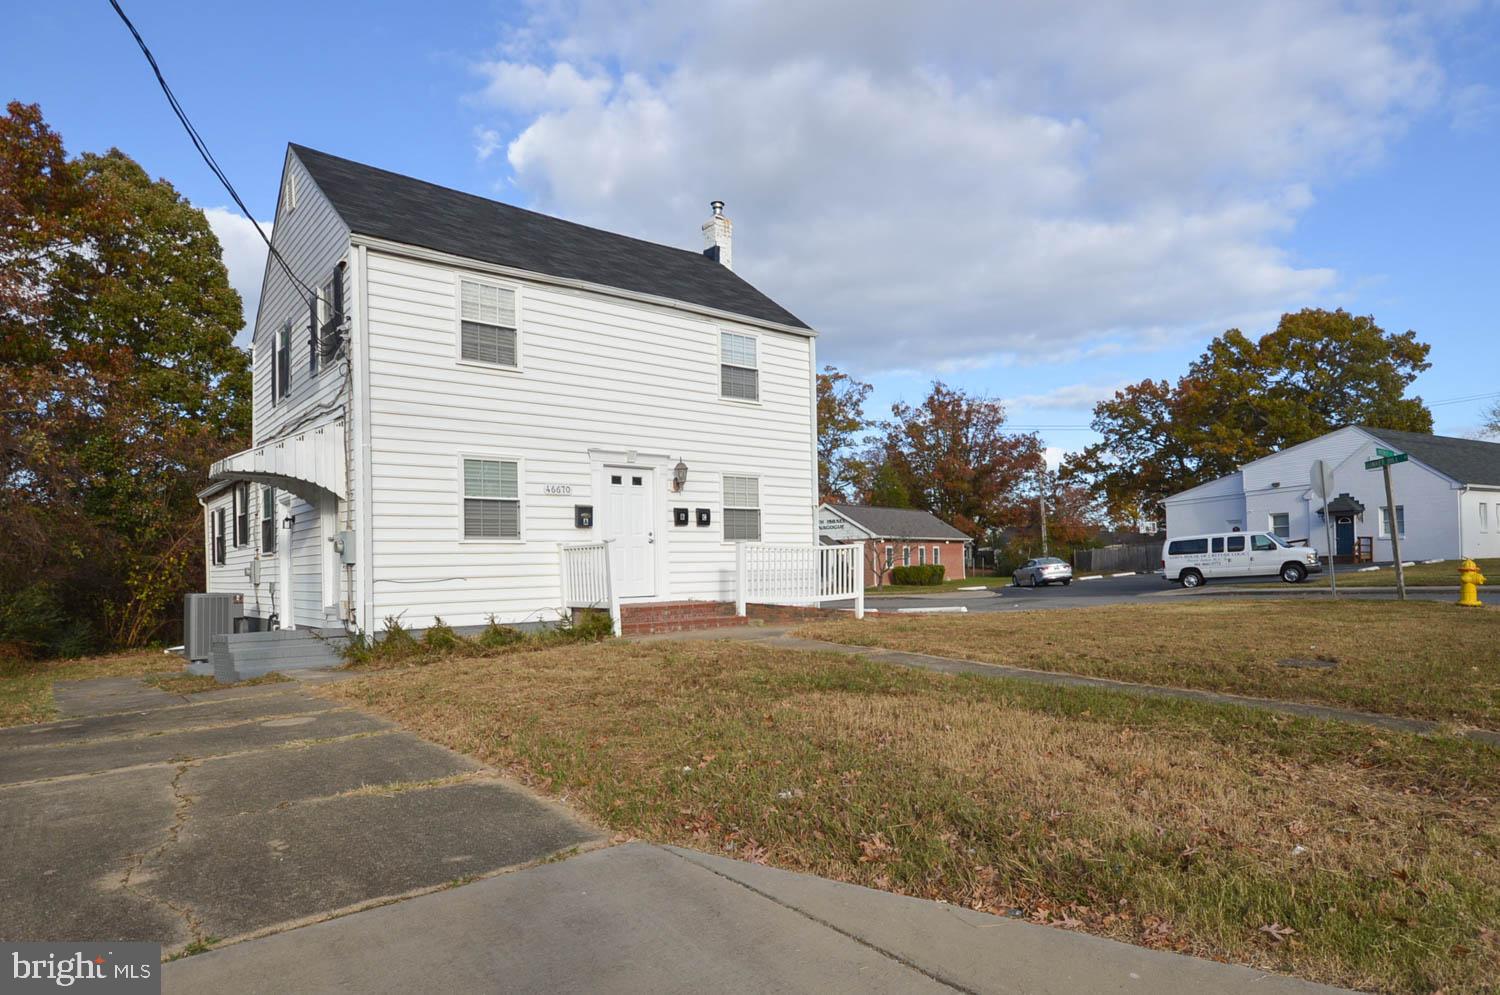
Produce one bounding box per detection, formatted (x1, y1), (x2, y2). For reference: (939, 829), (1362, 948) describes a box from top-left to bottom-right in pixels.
(0, 674), (598, 953)
(641, 626), (1500, 747)
(164, 843), (1345, 994)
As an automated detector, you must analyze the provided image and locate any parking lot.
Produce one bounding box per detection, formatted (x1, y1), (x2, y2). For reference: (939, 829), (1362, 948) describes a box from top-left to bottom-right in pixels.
(858, 572), (1459, 613)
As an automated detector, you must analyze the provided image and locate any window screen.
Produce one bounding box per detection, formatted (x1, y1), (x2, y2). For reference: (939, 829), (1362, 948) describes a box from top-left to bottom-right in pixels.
(720, 331), (759, 401)
(464, 458), (520, 538)
(460, 280), (518, 367)
(722, 474), (760, 541)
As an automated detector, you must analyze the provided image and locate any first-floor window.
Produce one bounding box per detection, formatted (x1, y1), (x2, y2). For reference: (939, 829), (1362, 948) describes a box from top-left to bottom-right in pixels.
(885, 545), (894, 568)
(463, 458), (521, 539)
(932, 546), (941, 565)
(1379, 505), (1406, 539)
(902, 545), (911, 566)
(917, 546), (926, 566)
(261, 486), (278, 552)
(723, 475), (761, 541)
(1269, 512), (1290, 539)
(233, 482), (249, 547)
(1481, 502), (1490, 533)
(211, 507), (226, 565)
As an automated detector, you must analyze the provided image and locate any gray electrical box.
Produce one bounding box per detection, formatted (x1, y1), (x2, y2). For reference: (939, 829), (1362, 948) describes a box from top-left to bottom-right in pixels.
(247, 559), (261, 585)
(336, 531), (356, 565)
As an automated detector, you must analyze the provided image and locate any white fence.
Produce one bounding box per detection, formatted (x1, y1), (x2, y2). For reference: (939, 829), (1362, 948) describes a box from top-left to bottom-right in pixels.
(735, 542), (865, 619)
(558, 540), (620, 636)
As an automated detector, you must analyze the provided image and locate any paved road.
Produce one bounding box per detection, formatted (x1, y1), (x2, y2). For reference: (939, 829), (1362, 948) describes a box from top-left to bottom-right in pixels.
(857, 574), (1460, 612)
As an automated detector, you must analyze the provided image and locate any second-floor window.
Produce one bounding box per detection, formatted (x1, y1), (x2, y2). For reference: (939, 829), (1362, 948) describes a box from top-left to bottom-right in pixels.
(720, 331), (758, 401)
(276, 321), (291, 401)
(459, 279), (518, 368)
(211, 508), (226, 565)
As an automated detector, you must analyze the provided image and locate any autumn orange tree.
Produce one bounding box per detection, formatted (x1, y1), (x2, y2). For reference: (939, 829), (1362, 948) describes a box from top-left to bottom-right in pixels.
(0, 102), (250, 656)
(873, 382), (1042, 537)
(1064, 309), (1432, 525)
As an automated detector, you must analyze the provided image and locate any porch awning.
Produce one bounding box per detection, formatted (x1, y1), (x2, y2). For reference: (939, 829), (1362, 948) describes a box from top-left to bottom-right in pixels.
(1318, 493), (1365, 517)
(209, 422), (345, 498)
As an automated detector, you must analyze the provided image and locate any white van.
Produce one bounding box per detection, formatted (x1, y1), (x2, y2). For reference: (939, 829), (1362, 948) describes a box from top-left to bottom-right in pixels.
(1160, 531), (1322, 588)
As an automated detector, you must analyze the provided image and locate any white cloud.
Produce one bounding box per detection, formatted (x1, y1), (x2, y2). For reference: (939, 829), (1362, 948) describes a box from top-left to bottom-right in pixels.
(203, 207), (270, 346)
(469, 0), (1463, 372)
(473, 126), (503, 161)
(1006, 382), (1131, 412)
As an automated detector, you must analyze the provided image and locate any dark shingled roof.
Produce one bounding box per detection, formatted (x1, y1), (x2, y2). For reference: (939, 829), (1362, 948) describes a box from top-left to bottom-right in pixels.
(290, 145), (809, 331)
(826, 504), (972, 541)
(1359, 427), (1500, 487)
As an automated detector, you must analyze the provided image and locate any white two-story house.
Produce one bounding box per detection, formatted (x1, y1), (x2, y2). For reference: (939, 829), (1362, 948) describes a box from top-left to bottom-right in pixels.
(198, 145), (818, 639)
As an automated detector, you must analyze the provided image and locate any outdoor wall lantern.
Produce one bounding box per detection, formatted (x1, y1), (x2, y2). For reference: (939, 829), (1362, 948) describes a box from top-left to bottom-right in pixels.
(282, 515), (296, 530)
(672, 460), (689, 492)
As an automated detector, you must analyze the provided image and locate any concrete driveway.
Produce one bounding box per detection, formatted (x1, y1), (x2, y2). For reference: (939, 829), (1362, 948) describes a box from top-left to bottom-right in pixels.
(0, 673), (597, 952)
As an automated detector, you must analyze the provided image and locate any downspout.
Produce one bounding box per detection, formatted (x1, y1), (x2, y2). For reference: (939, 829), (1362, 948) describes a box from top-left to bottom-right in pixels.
(808, 335), (818, 542)
(354, 242), (375, 634)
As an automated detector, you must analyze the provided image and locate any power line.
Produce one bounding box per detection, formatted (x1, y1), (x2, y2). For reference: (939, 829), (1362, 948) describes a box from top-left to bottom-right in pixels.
(107, 0), (318, 303)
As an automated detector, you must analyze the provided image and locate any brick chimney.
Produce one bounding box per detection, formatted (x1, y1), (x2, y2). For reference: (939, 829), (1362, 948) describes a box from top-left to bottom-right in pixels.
(701, 200), (733, 270)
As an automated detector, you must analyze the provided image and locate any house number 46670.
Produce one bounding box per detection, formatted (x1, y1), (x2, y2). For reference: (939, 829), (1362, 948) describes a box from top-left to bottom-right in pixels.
(544, 484), (572, 495)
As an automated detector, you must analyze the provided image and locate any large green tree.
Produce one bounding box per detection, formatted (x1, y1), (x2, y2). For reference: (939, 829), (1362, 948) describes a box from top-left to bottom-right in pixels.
(873, 382), (1042, 536)
(816, 365), (872, 501)
(1064, 309), (1432, 523)
(0, 101), (250, 655)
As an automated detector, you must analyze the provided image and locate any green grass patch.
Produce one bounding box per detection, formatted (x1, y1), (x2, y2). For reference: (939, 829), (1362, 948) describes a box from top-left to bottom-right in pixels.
(1253, 557), (1500, 589)
(867, 576), (1007, 596)
(325, 639), (1500, 992)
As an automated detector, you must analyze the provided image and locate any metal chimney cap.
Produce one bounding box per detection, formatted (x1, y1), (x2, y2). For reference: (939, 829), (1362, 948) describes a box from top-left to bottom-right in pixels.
(710, 200), (725, 217)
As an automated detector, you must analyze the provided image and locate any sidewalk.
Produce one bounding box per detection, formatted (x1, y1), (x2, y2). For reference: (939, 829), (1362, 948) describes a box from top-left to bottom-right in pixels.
(164, 843), (1346, 994)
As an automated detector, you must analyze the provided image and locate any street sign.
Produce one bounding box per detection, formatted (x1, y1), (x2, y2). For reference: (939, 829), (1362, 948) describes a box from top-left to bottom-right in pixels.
(1309, 459), (1333, 498)
(1365, 448), (1408, 600)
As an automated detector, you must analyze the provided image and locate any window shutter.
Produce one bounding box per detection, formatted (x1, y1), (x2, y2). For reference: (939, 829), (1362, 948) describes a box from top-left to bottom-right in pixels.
(332, 265), (344, 319)
(308, 293), (320, 374)
(269, 339), (278, 404)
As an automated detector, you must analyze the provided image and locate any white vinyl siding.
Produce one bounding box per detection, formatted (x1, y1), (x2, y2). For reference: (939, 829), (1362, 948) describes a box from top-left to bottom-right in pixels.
(459, 279), (519, 368)
(361, 249), (815, 627)
(720, 331), (758, 401)
(463, 458), (521, 539)
(1379, 505), (1406, 538)
(723, 474), (761, 542)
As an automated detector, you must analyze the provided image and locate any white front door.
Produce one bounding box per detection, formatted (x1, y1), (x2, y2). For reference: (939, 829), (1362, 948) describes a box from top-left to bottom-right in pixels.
(603, 467), (655, 598)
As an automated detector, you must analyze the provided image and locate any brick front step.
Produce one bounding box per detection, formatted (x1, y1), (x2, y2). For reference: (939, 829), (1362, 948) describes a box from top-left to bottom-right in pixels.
(621, 616), (750, 637)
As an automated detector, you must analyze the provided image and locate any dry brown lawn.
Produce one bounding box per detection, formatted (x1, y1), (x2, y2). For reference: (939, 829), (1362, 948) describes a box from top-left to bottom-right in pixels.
(796, 599), (1500, 728)
(0, 650), (185, 727)
(326, 639), (1500, 993)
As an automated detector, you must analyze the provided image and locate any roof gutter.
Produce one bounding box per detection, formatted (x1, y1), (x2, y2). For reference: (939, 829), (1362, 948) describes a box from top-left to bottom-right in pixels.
(347, 233), (817, 340)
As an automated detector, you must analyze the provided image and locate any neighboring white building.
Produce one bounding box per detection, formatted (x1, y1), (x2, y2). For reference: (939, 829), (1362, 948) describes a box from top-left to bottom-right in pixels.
(1163, 426), (1500, 562)
(200, 145), (817, 634)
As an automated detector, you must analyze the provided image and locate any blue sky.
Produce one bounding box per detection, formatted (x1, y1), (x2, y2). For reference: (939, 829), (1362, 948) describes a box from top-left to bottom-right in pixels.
(5, 0), (1498, 460)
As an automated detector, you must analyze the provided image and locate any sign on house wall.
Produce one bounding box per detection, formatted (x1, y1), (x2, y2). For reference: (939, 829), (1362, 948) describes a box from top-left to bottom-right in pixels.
(817, 510), (867, 542)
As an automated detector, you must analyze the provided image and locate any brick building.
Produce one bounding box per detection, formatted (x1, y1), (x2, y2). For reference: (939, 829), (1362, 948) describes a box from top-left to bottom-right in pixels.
(817, 504), (973, 586)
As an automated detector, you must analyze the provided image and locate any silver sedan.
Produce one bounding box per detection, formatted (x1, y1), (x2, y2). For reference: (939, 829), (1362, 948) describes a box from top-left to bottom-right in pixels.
(1012, 557), (1073, 587)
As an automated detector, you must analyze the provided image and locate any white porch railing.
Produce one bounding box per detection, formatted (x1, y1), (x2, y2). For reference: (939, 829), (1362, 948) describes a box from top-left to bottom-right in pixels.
(735, 542), (865, 619)
(559, 540), (620, 636)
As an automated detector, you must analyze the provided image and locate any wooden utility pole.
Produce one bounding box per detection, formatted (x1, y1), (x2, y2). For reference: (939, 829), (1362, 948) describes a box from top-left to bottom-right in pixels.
(1038, 467), (1050, 558)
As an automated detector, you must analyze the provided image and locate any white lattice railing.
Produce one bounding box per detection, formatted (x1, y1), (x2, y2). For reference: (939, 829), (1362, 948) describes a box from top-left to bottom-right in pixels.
(559, 540), (620, 635)
(735, 542), (865, 619)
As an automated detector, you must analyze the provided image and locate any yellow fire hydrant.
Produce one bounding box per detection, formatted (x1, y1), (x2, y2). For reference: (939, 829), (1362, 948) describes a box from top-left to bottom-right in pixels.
(1457, 558), (1486, 607)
